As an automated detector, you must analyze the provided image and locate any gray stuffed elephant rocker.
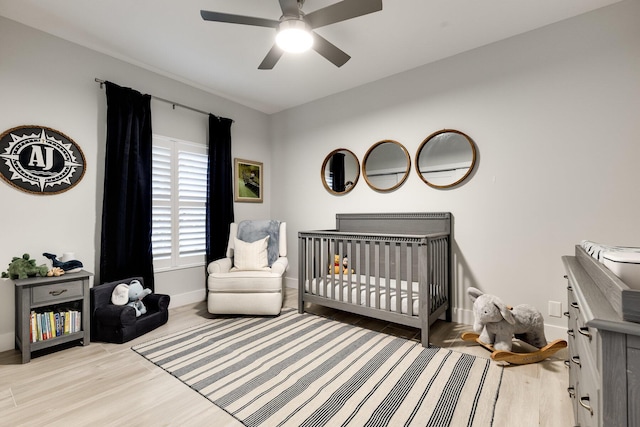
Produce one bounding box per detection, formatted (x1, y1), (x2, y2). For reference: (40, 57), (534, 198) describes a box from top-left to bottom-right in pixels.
(467, 287), (547, 352)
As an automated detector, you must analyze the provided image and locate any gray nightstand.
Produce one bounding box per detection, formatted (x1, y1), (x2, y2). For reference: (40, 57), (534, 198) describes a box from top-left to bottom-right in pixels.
(14, 270), (92, 363)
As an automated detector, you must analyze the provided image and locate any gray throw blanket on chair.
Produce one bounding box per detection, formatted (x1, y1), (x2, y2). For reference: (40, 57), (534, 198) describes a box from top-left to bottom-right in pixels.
(237, 220), (281, 266)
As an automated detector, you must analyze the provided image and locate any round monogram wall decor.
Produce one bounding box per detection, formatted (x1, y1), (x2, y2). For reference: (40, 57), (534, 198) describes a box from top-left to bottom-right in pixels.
(0, 125), (86, 195)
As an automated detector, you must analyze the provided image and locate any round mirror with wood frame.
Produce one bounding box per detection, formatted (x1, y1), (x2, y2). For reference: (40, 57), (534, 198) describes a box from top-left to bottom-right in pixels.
(362, 139), (411, 192)
(321, 148), (360, 195)
(415, 129), (477, 189)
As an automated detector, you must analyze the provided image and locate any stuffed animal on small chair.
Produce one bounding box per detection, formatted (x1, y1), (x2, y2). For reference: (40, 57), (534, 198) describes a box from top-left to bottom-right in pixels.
(111, 279), (152, 317)
(467, 287), (547, 352)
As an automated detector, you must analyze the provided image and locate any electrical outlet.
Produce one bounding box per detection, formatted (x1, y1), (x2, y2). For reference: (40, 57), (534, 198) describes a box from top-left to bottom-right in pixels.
(548, 301), (562, 318)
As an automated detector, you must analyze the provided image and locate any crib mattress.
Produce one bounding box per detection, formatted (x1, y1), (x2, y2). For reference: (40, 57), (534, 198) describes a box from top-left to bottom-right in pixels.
(581, 240), (640, 290)
(305, 276), (425, 316)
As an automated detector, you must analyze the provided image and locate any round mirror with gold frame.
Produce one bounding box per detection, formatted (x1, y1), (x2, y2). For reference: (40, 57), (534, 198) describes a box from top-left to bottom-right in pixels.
(363, 140), (410, 192)
(321, 148), (360, 195)
(416, 129), (476, 189)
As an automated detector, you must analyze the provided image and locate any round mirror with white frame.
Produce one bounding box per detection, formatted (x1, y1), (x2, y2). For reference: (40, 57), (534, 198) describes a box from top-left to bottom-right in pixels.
(321, 148), (360, 195)
(363, 140), (411, 192)
(416, 129), (476, 189)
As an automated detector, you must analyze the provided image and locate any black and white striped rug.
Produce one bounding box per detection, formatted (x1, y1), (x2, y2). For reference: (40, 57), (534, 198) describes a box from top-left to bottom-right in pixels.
(132, 309), (502, 426)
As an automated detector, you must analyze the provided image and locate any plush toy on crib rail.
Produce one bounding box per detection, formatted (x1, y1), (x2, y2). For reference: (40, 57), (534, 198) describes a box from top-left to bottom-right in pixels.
(461, 287), (567, 364)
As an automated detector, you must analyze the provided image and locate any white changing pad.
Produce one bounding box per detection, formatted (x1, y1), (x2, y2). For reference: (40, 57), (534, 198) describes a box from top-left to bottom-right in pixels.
(581, 240), (640, 290)
(305, 276), (421, 316)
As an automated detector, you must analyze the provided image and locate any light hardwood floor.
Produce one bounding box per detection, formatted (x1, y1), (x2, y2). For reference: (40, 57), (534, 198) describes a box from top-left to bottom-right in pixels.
(1, 288), (574, 426)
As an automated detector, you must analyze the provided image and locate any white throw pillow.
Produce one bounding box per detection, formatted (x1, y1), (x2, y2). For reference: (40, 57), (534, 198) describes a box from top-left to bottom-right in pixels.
(233, 236), (270, 270)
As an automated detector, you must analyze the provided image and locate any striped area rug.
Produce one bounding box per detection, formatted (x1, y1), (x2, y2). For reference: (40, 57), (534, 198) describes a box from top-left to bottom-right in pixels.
(132, 309), (502, 426)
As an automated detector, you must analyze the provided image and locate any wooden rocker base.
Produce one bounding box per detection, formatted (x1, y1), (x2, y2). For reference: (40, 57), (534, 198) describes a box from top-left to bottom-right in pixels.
(461, 332), (567, 365)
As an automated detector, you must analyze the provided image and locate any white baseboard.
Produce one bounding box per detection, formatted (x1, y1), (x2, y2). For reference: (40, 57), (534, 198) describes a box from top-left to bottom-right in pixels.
(452, 307), (475, 326)
(285, 276), (297, 289)
(168, 289), (206, 308)
(543, 323), (568, 342)
(0, 331), (14, 353)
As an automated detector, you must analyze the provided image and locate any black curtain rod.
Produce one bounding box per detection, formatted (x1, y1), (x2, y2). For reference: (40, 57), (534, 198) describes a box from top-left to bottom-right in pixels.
(95, 78), (232, 122)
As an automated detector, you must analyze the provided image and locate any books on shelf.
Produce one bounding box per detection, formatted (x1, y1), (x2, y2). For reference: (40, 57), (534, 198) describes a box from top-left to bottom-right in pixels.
(30, 309), (81, 343)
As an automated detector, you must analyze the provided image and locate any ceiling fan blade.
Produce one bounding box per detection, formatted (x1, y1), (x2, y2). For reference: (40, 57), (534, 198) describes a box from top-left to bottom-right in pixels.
(312, 32), (350, 67)
(258, 45), (285, 70)
(279, 0), (300, 17)
(200, 10), (279, 28)
(305, 0), (383, 29)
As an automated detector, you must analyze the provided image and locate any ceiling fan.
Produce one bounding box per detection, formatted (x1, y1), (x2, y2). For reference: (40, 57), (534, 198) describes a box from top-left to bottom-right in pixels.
(200, 0), (383, 69)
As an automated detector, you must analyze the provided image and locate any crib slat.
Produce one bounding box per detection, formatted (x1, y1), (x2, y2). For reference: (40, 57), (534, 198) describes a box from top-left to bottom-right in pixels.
(419, 238), (430, 345)
(338, 238), (342, 300)
(356, 240), (362, 307)
(298, 236), (306, 313)
(375, 242), (381, 310)
(382, 242), (389, 312)
(406, 242), (413, 317)
(395, 242), (401, 313)
(365, 241), (371, 309)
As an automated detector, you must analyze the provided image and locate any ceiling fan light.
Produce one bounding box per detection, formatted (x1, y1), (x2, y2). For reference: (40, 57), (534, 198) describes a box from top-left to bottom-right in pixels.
(276, 19), (313, 53)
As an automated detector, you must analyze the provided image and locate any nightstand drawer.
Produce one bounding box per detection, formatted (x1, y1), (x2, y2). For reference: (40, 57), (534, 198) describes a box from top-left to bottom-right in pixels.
(31, 280), (84, 305)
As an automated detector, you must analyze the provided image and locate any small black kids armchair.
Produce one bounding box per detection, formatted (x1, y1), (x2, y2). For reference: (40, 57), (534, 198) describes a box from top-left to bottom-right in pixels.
(90, 277), (170, 344)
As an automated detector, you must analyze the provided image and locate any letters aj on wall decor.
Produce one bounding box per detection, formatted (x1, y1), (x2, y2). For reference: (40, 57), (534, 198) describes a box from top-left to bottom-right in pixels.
(0, 125), (86, 195)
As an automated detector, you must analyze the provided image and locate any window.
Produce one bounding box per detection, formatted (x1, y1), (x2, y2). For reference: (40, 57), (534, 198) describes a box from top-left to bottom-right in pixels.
(152, 135), (208, 270)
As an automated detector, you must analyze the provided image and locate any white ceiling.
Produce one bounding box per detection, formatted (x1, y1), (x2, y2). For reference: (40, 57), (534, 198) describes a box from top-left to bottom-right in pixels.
(0, 0), (623, 114)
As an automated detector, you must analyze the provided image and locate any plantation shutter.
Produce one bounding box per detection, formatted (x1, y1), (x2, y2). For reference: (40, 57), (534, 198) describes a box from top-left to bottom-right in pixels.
(151, 135), (208, 268)
(178, 150), (207, 258)
(152, 144), (172, 261)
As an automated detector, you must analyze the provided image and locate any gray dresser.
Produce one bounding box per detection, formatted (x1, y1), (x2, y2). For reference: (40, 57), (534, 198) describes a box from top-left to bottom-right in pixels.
(562, 247), (640, 427)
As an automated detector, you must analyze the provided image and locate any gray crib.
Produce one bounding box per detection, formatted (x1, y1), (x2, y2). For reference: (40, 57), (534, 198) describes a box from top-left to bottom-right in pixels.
(298, 212), (451, 347)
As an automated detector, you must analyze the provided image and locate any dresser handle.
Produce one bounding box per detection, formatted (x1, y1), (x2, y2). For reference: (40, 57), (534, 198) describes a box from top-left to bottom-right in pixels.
(570, 355), (581, 368)
(578, 327), (592, 340)
(567, 386), (576, 398)
(567, 329), (575, 337)
(564, 360), (570, 367)
(567, 285), (573, 291)
(563, 311), (570, 318)
(564, 275), (568, 279)
(49, 289), (68, 296)
(570, 302), (579, 310)
(579, 396), (594, 416)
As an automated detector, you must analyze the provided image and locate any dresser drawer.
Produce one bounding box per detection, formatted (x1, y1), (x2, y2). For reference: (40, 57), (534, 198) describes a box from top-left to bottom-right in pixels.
(576, 359), (600, 427)
(568, 281), (600, 369)
(567, 281), (581, 365)
(567, 302), (578, 343)
(576, 315), (599, 367)
(31, 280), (84, 305)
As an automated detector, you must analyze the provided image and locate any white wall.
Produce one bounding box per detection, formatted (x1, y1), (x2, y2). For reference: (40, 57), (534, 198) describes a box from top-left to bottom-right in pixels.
(0, 16), (272, 351)
(271, 0), (640, 339)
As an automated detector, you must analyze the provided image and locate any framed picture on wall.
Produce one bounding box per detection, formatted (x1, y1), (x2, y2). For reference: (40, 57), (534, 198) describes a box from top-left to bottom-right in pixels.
(234, 158), (263, 203)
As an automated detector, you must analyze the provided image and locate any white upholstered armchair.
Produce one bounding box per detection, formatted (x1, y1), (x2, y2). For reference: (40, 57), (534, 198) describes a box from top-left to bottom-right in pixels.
(207, 220), (287, 315)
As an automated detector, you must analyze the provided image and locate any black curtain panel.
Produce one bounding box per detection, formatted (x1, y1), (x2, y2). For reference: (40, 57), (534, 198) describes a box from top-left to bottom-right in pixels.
(205, 114), (234, 270)
(100, 81), (155, 290)
(330, 152), (346, 192)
